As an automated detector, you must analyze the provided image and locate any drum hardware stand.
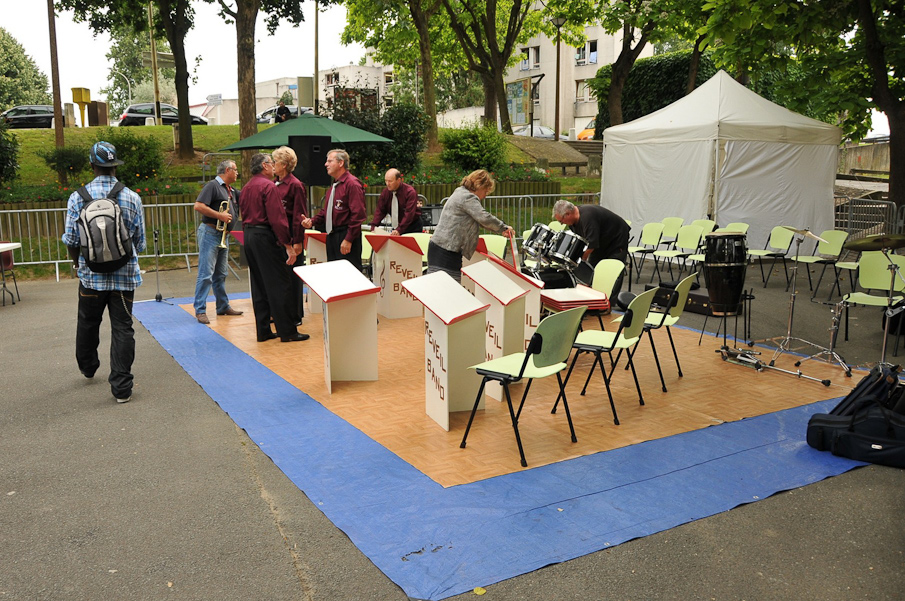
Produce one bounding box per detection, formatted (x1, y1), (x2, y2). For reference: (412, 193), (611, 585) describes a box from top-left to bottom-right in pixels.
(795, 300), (852, 377)
(717, 346), (832, 386)
(767, 229), (827, 367)
(136, 229), (173, 305)
(878, 250), (905, 366)
(698, 288), (754, 347)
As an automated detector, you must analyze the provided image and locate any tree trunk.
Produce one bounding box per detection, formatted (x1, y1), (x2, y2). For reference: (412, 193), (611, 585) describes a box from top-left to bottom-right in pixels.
(494, 62), (512, 134)
(158, 0), (194, 160)
(607, 23), (653, 126)
(236, 0), (260, 180)
(481, 74), (496, 126)
(686, 35), (706, 95)
(887, 109), (904, 209)
(410, 2), (439, 150)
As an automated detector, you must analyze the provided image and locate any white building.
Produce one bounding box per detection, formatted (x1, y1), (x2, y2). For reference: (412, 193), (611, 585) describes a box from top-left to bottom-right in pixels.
(317, 57), (395, 112)
(504, 24), (653, 135)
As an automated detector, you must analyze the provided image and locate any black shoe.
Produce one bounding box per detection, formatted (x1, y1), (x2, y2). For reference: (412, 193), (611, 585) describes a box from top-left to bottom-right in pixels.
(257, 332), (278, 342)
(280, 333), (310, 342)
(80, 370), (96, 379)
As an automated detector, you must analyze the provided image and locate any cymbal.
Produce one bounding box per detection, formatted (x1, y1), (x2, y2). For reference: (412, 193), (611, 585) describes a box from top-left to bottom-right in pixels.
(782, 226), (827, 243)
(844, 234), (905, 251)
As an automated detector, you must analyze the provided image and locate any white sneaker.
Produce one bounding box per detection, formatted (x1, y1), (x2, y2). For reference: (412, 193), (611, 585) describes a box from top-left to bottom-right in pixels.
(116, 395), (131, 404)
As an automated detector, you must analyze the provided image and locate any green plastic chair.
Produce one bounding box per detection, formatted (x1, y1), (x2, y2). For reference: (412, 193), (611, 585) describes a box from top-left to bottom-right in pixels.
(612, 273), (697, 392)
(715, 222), (750, 234)
(788, 230), (849, 298)
(558, 288), (658, 426)
(479, 234), (508, 260)
(843, 251), (905, 352)
(747, 225), (796, 287)
(659, 217), (685, 251)
(548, 220), (567, 232)
(690, 219), (716, 235)
(628, 222), (664, 285)
(651, 224), (704, 282)
(460, 306), (587, 467)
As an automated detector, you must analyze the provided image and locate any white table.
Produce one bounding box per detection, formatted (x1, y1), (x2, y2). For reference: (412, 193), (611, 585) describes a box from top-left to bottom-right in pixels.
(304, 231), (329, 314)
(365, 233), (424, 319)
(403, 272), (489, 431)
(462, 260), (529, 401)
(294, 260), (380, 394)
(0, 242), (22, 306)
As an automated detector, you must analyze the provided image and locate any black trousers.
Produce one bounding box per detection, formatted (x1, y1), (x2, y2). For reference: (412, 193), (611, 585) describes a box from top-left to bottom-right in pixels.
(325, 226), (363, 273)
(244, 227), (298, 340)
(401, 216), (423, 234)
(76, 283), (135, 398)
(287, 251), (305, 323)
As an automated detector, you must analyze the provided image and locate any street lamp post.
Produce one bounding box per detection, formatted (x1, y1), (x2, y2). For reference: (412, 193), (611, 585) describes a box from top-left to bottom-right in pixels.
(110, 68), (133, 107)
(551, 16), (567, 142)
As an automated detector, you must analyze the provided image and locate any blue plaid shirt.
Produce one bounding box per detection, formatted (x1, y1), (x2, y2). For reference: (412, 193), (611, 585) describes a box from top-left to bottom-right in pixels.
(63, 175), (146, 291)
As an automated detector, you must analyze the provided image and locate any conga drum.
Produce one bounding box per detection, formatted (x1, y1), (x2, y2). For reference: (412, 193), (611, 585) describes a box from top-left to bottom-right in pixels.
(703, 232), (747, 316)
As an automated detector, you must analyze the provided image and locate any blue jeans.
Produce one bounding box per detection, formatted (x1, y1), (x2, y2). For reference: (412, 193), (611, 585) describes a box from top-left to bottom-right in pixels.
(76, 283), (135, 398)
(193, 224), (230, 314)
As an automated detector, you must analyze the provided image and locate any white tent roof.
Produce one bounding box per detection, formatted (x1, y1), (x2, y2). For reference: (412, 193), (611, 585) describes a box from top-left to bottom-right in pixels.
(604, 70), (841, 146)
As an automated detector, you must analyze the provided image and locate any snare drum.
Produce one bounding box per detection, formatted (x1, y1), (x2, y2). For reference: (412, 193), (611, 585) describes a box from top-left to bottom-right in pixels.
(548, 230), (589, 269)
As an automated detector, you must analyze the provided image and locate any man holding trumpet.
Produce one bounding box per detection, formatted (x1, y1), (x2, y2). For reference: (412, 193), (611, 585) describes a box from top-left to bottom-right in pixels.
(192, 159), (243, 324)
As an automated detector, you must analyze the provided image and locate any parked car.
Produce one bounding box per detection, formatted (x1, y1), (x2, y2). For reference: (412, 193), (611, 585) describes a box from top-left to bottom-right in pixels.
(1, 105), (54, 129)
(118, 103), (208, 126)
(577, 119), (596, 140)
(255, 104), (310, 124)
(512, 124), (556, 139)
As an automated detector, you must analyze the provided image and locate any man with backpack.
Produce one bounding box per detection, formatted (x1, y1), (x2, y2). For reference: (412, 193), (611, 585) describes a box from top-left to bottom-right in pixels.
(62, 141), (146, 404)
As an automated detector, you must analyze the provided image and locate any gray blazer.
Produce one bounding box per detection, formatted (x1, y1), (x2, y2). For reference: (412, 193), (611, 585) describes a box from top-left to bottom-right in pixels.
(430, 186), (507, 259)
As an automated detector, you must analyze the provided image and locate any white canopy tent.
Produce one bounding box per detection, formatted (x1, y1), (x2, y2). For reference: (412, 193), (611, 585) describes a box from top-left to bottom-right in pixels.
(601, 70), (842, 250)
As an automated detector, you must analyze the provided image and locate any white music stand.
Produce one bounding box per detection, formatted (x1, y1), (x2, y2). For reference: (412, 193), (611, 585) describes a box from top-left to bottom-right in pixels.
(365, 233), (424, 319)
(460, 238), (491, 294)
(479, 251), (545, 352)
(294, 260), (380, 394)
(462, 260), (529, 401)
(403, 272), (490, 431)
(304, 230), (329, 314)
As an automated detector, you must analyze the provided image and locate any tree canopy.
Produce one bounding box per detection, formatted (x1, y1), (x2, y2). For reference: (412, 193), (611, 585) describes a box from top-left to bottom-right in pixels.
(0, 28), (52, 112)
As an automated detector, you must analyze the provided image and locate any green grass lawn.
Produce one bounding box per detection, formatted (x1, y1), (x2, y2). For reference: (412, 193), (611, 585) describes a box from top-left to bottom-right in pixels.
(8, 124), (595, 191)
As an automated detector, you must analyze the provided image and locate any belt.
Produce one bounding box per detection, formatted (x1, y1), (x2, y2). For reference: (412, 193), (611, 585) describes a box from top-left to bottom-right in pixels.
(244, 224), (271, 230)
(204, 222), (218, 228)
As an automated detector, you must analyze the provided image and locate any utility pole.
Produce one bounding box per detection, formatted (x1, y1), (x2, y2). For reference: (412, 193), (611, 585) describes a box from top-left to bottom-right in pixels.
(148, 3), (162, 124)
(314, 0), (319, 115)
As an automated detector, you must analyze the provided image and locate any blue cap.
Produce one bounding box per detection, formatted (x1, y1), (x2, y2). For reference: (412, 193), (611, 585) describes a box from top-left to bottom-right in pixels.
(90, 141), (124, 167)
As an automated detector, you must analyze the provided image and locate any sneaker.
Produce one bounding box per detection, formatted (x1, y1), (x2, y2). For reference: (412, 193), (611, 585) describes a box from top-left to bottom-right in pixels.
(116, 395), (131, 404)
(196, 313), (210, 324)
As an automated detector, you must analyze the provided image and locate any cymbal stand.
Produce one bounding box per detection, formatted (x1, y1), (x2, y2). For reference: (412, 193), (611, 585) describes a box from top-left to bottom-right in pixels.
(136, 229), (173, 305)
(879, 249), (905, 366)
(796, 300), (852, 377)
(769, 232), (821, 366)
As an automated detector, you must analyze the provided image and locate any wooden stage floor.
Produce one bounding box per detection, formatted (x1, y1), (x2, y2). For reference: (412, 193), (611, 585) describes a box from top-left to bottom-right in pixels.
(187, 297), (857, 488)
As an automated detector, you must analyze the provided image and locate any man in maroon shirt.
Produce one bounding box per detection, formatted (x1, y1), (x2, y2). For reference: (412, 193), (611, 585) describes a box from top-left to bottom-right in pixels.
(302, 149), (366, 272)
(239, 153), (309, 343)
(367, 168), (422, 235)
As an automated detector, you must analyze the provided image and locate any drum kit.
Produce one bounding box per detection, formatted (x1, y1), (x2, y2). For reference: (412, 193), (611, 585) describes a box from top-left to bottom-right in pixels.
(522, 223), (591, 288)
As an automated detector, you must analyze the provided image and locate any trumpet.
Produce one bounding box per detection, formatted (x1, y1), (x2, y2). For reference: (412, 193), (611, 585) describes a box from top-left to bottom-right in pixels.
(217, 199), (229, 249)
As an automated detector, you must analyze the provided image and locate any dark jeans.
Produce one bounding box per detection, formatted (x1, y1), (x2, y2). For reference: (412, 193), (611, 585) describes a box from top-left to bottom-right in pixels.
(76, 283), (135, 398)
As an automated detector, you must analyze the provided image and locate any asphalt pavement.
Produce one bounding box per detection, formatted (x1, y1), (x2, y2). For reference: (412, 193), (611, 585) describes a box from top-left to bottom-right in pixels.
(1, 260), (903, 601)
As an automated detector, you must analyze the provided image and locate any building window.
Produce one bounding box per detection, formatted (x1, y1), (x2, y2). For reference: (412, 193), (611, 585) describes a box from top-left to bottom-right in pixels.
(385, 72), (394, 86)
(384, 96), (394, 108)
(531, 46), (540, 68)
(576, 80), (594, 103)
(575, 45), (587, 65)
(520, 48), (530, 71)
(576, 40), (598, 66)
(325, 72), (339, 86)
(588, 40), (598, 64)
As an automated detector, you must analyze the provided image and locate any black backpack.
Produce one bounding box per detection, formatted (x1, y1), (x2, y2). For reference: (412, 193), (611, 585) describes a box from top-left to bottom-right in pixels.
(76, 182), (134, 273)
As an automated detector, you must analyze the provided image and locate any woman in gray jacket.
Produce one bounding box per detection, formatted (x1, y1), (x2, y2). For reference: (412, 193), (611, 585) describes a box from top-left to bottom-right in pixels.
(426, 169), (514, 282)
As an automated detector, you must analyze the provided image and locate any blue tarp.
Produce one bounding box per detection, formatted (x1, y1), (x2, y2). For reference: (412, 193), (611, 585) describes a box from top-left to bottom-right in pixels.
(135, 298), (863, 600)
